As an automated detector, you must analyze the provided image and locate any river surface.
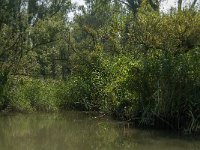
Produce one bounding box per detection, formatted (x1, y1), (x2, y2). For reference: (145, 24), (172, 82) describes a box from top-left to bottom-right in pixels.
(0, 111), (199, 150)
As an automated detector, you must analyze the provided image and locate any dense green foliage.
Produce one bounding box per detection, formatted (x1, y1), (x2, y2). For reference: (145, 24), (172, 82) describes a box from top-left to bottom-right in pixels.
(0, 0), (200, 133)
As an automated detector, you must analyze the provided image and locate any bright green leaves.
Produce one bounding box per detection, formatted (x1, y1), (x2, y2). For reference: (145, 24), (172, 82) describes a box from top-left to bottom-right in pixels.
(127, 7), (200, 55)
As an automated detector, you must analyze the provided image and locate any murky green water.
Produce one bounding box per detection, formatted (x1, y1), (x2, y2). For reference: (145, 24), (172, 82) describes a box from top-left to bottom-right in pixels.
(0, 112), (199, 150)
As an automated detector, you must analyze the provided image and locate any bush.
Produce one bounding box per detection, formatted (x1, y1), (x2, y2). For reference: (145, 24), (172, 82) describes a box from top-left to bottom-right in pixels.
(8, 78), (60, 112)
(57, 76), (92, 110)
(126, 48), (200, 132)
(0, 71), (9, 111)
(102, 55), (140, 118)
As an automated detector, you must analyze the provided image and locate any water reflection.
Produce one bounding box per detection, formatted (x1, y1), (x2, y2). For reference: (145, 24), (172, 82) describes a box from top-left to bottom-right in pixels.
(0, 112), (199, 150)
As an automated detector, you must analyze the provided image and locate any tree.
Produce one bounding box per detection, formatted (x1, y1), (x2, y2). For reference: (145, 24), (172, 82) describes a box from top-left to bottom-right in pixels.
(178, 0), (199, 11)
(0, 0), (72, 78)
(117, 0), (160, 14)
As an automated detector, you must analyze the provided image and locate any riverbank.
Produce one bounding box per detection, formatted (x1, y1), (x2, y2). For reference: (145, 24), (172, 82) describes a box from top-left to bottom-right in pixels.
(0, 70), (200, 134)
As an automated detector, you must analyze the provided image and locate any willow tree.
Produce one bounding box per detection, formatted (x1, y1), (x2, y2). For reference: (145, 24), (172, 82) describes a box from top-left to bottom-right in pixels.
(0, 0), (72, 80)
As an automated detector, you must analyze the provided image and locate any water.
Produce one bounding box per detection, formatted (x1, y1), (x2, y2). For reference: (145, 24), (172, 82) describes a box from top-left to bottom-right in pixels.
(0, 111), (199, 150)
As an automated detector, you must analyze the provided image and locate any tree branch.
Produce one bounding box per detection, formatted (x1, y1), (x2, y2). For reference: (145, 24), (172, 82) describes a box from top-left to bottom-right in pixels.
(190, 0), (198, 10)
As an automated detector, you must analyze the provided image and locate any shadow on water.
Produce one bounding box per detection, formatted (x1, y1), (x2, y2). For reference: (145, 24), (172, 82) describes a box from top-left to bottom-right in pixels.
(0, 111), (200, 150)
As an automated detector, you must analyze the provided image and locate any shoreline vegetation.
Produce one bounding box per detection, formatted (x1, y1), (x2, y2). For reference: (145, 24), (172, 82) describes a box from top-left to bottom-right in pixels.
(0, 0), (200, 134)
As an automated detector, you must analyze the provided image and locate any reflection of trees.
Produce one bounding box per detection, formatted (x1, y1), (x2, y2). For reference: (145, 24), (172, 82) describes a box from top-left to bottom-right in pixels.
(0, 113), (199, 150)
(0, 113), (136, 150)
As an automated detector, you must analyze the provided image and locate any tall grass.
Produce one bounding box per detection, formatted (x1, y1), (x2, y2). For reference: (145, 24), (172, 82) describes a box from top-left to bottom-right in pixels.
(126, 48), (200, 132)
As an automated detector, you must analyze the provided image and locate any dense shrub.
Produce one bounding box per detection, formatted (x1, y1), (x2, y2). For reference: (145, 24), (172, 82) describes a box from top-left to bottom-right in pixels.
(126, 48), (200, 132)
(0, 71), (9, 110)
(57, 76), (92, 110)
(7, 78), (60, 112)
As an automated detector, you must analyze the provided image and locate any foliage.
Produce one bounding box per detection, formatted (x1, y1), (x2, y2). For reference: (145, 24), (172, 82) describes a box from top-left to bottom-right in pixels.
(0, 0), (200, 134)
(7, 78), (60, 112)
